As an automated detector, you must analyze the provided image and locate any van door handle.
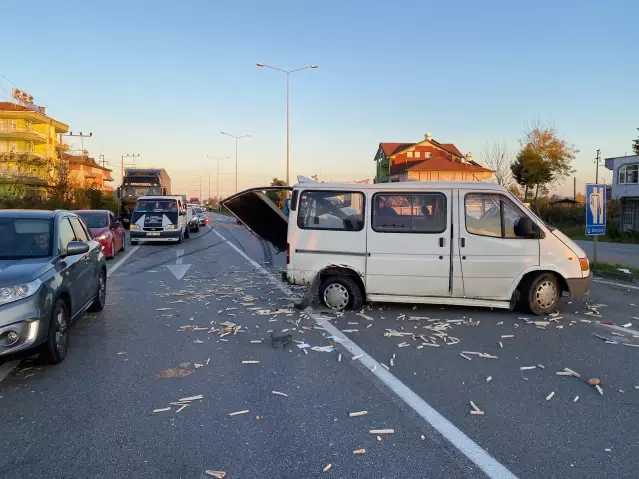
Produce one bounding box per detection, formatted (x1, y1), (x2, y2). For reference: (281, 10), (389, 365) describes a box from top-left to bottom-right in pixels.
(439, 238), (445, 247)
(460, 238), (466, 247)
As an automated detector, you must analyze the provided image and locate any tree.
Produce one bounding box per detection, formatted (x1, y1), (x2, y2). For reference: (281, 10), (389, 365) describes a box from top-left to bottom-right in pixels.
(266, 178), (288, 209)
(632, 128), (639, 156)
(481, 140), (512, 187)
(508, 184), (522, 199)
(514, 122), (578, 201)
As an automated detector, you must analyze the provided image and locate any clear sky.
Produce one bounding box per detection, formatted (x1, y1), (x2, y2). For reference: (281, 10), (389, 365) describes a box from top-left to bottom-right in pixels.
(1, 0), (637, 198)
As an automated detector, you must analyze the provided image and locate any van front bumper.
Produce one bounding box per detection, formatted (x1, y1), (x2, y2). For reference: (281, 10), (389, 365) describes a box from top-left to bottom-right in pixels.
(130, 229), (181, 241)
(566, 272), (592, 298)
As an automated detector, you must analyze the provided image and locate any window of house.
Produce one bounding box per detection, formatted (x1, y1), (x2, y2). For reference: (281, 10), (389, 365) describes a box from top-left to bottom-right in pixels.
(618, 164), (639, 184)
(372, 193), (447, 233)
(9, 120), (17, 130)
(407, 151), (413, 158)
(414, 151), (420, 158)
(0, 120), (5, 130)
(297, 190), (365, 231)
(0, 142), (6, 153)
(465, 194), (526, 238)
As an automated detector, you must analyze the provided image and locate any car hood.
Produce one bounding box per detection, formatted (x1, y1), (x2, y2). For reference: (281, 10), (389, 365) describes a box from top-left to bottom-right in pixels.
(0, 259), (54, 287)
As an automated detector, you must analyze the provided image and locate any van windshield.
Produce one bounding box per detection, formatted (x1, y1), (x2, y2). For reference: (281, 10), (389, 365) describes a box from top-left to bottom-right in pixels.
(135, 199), (178, 212)
(510, 194), (555, 231)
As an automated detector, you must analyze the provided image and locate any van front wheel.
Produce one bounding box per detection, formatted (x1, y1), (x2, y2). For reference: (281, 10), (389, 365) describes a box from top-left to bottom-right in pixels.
(319, 275), (363, 311)
(527, 273), (560, 316)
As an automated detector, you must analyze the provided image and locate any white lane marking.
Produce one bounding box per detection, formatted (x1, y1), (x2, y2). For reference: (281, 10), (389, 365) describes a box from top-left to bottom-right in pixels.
(176, 249), (184, 265)
(212, 230), (517, 479)
(593, 278), (639, 291)
(107, 246), (139, 278)
(1, 244), (141, 385)
(0, 361), (18, 383)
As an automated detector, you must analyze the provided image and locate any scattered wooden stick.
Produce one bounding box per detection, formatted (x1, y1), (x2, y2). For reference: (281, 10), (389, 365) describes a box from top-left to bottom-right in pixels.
(176, 404), (188, 413)
(229, 410), (250, 416)
(369, 429), (394, 435)
(242, 360), (260, 364)
(352, 354), (364, 361)
(520, 366), (536, 370)
(179, 395), (203, 402)
(271, 391), (289, 397)
(353, 449), (366, 455)
(204, 470), (227, 478)
(546, 391), (555, 401)
(564, 368), (581, 378)
(153, 407), (171, 413)
(459, 353), (472, 361)
(595, 385), (604, 395)
(348, 411), (368, 417)
(322, 464), (332, 473)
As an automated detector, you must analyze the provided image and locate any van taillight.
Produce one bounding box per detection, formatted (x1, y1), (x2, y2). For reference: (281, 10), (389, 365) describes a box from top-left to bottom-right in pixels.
(286, 243), (290, 265)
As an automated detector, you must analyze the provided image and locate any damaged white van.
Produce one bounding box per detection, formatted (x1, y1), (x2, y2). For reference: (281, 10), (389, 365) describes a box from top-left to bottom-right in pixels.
(222, 178), (592, 315)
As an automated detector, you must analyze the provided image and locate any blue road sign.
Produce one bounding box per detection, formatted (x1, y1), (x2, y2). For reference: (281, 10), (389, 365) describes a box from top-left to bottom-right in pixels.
(586, 184), (606, 235)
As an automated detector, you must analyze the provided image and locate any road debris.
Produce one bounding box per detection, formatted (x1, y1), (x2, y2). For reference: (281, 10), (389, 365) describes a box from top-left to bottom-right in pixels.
(520, 366), (537, 370)
(179, 395), (203, 402)
(157, 364), (194, 378)
(546, 391), (555, 401)
(352, 354), (364, 361)
(353, 449), (366, 455)
(459, 353), (472, 361)
(501, 335), (514, 338)
(573, 396), (579, 403)
(229, 410), (250, 416)
(338, 354), (342, 362)
(322, 464), (332, 473)
(152, 407), (171, 413)
(348, 411), (368, 417)
(469, 401), (483, 415)
(250, 340), (262, 344)
(587, 378), (601, 386)
(271, 391), (289, 397)
(176, 404), (189, 413)
(242, 360), (260, 364)
(623, 323), (633, 328)
(564, 368), (580, 378)
(204, 470), (227, 478)
(486, 376), (492, 383)
(595, 385), (604, 395)
(369, 429), (394, 435)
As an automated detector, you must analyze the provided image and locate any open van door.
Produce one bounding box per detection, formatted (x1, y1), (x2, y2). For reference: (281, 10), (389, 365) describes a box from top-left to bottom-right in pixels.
(221, 186), (292, 252)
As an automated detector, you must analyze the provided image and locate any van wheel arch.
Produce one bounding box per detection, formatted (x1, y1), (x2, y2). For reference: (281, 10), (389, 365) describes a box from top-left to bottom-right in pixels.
(515, 270), (568, 315)
(318, 267), (365, 311)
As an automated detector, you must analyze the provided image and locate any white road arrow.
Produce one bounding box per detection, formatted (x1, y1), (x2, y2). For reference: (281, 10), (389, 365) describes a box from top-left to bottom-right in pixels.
(166, 249), (192, 280)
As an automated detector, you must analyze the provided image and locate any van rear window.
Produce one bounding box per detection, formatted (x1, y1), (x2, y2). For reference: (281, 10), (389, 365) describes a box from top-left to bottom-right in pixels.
(297, 191), (364, 231)
(372, 193), (447, 233)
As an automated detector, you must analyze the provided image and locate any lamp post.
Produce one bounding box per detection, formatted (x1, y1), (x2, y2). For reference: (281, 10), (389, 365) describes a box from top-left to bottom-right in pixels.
(256, 62), (318, 185)
(206, 156), (230, 201)
(220, 133), (250, 193)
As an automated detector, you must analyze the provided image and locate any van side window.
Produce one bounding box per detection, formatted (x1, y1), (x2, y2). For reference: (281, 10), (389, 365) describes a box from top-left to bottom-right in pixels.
(465, 194), (525, 239)
(297, 190), (365, 231)
(372, 193), (446, 233)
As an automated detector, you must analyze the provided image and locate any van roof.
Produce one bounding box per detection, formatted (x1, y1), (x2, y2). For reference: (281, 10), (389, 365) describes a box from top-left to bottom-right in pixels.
(136, 196), (179, 200)
(293, 181), (508, 192)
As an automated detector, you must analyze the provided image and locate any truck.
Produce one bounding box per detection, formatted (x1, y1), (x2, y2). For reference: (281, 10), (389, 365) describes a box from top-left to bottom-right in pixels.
(117, 168), (171, 228)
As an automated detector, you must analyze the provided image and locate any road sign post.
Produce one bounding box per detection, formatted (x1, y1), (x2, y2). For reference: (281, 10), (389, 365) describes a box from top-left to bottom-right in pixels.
(586, 184), (606, 263)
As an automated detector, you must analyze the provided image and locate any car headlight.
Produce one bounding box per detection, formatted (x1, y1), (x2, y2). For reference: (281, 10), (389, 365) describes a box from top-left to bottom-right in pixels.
(165, 224), (177, 230)
(96, 234), (108, 241)
(0, 279), (42, 306)
(130, 224), (137, 230)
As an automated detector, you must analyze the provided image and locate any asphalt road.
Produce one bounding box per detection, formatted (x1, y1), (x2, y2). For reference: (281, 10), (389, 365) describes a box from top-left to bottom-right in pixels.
(1, 213), (638, 479)
(575, 239), (639, 268)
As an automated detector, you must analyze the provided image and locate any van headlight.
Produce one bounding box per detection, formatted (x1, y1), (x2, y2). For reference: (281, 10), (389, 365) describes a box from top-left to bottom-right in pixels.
(0, 279), (42, 306)
(130, 224), (137, 230)
(165, 224), (177, 230)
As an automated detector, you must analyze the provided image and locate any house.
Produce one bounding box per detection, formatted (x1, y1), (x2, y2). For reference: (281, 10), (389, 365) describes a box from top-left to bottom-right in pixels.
(64, 153), (114, 192)
(605, 154), (639, 231)
(0, 101), (69, 197)
(550, 198), (580, 209)
(373, 132), (492, 183)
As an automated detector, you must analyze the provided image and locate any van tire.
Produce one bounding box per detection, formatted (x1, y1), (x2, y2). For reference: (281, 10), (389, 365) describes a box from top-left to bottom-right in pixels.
(319, 275), (364, 311)
(526, 272), (560, 316)
(184, 227), (190, 239)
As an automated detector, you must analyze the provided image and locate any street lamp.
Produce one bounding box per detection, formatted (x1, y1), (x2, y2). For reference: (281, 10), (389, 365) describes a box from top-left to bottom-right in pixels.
(220, 133), (250, 193)
(257, 62), (318, 185)
(206, 156), (230, 201)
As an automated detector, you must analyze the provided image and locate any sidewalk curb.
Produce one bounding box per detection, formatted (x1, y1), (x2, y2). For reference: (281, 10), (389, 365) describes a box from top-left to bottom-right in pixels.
(592, 269), (635, 283)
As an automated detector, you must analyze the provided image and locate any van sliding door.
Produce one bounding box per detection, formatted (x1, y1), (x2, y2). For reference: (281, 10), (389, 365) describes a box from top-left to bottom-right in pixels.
(366, 190), (452, 297)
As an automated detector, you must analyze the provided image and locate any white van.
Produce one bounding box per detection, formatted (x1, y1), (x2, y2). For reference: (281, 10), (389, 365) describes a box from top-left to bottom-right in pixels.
(223, 179), (592, 315)
(130, 195), (192, 245)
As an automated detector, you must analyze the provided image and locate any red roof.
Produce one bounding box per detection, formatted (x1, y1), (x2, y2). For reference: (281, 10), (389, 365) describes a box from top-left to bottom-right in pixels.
(379, 143), (414, 157)
(439, 143), (463, 158)
(390, 156), (492, 175)
(0, 101), (31, 112)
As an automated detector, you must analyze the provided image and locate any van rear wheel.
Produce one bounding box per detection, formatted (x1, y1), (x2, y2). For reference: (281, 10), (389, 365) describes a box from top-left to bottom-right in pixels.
(319, 275), (363, 311)
(526, 273), (560, 316)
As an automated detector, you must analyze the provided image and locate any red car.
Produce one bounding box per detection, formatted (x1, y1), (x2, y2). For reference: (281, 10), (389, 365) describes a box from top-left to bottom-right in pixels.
(74, 210), (125, 259)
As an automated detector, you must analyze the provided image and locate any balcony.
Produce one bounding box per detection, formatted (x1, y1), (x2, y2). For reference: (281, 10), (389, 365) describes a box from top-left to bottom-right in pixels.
(56, 142), (70, 151)
(0, 127), (47, 143)
(0, 172), (49, 187)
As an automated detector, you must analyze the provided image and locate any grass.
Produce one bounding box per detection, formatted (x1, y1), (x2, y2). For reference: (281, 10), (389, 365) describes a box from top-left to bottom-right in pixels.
(590, 261), (639, 275)
(558, 226), (639, 244)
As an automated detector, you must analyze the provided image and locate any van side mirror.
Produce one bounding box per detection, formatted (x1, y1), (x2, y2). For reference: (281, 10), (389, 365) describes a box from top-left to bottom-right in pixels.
(514, 217), (537, 238)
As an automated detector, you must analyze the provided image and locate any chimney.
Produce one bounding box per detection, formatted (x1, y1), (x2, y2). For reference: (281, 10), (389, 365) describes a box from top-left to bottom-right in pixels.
(466, 152), (472, 163)
(425, 132), (432, 141)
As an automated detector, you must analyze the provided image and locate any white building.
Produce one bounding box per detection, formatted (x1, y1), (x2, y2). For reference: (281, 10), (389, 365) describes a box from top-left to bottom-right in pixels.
(605, 154), (639, 231)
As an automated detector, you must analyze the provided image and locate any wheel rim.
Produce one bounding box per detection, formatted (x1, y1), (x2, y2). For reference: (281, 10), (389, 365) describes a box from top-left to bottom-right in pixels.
(98, 273), (106, 304)
(54, 308), (68, 356)
(535, 280), (557, 309)
(323, 283), (349, 310)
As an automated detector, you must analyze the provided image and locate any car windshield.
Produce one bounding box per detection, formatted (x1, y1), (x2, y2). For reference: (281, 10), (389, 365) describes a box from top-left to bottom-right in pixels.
(77, 212), (108, 228)
(135, 199), (178, 212)
(0, 218), (53, 259)
(194, 207), (203, 214)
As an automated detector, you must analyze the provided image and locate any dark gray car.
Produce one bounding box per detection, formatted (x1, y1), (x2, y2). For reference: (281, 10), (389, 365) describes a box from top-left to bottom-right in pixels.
(0, 210), (107, 364)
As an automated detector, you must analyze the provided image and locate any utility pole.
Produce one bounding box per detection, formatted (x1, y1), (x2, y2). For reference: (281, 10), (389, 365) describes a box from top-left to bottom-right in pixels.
(98, 155), (108, 168)
(205, 156), (230, 203)
(573, 177), (576, 201)
(64, 131), (92, 158)
(121, 153), (139, 183)
(594, 149), (602, 263)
